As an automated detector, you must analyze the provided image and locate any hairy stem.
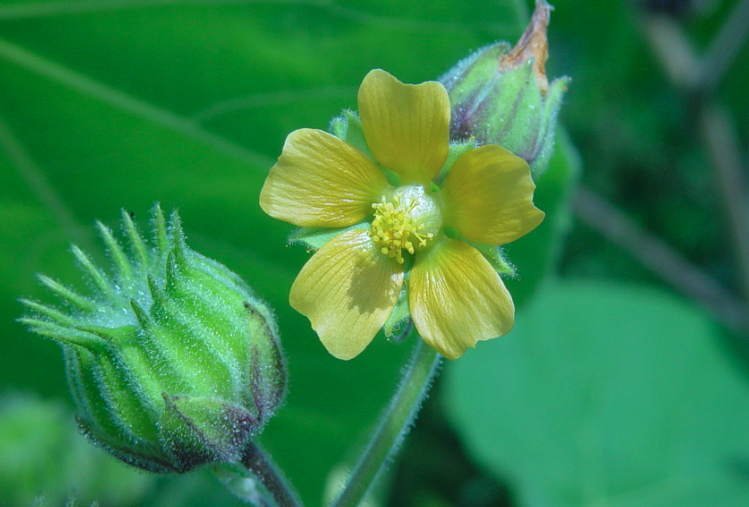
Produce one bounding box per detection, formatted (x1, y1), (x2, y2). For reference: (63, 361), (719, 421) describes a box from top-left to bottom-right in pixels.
(330, 337), (442, 507)
(217, 440), (303, 507)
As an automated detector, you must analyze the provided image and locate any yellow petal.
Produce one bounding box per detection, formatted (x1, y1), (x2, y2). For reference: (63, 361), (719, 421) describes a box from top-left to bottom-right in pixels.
(260, 128), (388, 227)
(410, 239), (514, 360)
(290, 228), (404, 360)
(358, 69), (450, 185)
(442, 144), (544, 245)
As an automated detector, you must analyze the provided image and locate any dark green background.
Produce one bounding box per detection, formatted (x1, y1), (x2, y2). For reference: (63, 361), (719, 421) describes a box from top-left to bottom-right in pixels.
(1, 0), (748, 506)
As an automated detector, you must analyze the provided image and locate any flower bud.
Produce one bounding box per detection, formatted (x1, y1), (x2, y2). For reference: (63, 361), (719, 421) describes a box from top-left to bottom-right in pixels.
(439, 0), (569, 176)
(20, 205), (286, 473)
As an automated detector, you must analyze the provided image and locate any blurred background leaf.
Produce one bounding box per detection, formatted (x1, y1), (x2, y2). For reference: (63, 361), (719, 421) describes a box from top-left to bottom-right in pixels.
(0, 393), (154, 507)
(446, 281), (749, 507)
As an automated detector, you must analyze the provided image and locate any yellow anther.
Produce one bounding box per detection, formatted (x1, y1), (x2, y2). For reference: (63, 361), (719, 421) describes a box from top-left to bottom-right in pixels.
(370, 193), (435, 264)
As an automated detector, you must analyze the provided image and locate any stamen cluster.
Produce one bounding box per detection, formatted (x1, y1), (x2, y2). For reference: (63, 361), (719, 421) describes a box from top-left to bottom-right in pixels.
(370, 194), (433, 264)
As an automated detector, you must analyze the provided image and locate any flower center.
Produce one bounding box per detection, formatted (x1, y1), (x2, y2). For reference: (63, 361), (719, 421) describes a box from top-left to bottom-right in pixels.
(370, 185), (441, 264)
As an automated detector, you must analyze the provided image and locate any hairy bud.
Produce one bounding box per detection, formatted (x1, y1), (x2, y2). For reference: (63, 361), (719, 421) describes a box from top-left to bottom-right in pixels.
(440, 0), (569, 176)
(20, 205), (286, 473)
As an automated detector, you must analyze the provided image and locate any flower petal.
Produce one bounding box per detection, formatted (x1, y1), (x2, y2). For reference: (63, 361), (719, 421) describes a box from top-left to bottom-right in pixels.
(290, 228), (404, 360)
(442, 144), (544, 245)
(358, 69), (450, 185)
(410, 239), (514, 360)
(260, 128), (388, 227)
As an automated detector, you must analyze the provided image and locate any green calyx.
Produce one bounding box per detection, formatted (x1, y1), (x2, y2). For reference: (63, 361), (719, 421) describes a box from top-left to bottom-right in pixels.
(20, 204), (286, 473)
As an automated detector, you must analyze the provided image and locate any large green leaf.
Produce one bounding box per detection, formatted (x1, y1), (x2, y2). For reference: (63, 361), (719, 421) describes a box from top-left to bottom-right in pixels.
(0, 0), (539, 505)
(445, 281), (749, 507)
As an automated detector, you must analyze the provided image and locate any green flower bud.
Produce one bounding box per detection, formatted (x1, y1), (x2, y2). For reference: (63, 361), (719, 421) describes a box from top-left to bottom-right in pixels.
(20, 205), (286, 474)
(439, 0), (569, 176)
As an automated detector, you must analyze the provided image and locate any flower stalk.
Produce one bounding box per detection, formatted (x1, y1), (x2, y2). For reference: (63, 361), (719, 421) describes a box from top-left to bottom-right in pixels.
(215, 440), (303, 507)
(330, 335), (442, 507)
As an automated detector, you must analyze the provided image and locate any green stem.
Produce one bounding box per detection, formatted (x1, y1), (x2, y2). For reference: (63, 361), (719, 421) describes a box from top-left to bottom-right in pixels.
(216, 440), (303, 507)
(330, 336), (442, 507)
(700, 102), (749, 323)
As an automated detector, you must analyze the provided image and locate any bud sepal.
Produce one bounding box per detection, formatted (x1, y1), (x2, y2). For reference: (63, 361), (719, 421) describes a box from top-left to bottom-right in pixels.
(439, 0), (569, 176)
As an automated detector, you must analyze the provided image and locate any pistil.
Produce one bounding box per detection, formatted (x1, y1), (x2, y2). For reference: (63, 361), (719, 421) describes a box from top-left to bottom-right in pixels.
(370, 187), (439, 264)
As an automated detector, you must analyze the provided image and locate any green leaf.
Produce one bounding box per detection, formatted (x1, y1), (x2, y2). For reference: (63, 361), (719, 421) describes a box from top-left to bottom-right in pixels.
(0, 0), (531, 504)
(445, 281), (749, 507)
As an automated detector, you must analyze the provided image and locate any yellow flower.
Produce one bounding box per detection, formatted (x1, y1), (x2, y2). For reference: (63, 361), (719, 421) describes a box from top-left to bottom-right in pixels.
(260, 69), (544, 360)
